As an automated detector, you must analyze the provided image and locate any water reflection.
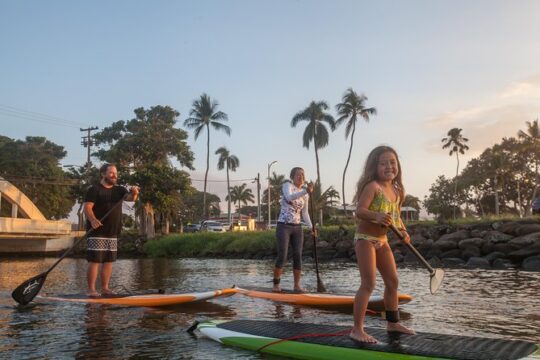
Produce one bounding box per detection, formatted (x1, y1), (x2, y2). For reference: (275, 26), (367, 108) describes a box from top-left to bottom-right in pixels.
(0, 257), (538, 359)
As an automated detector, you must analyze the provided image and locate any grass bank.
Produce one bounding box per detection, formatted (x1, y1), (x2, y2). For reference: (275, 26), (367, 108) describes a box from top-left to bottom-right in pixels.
(143, 226), (357, 258)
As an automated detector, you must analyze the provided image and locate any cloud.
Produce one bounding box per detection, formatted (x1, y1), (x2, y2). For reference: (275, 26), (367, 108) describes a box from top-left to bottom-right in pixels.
(423, 74), (540, 156)
(500, 75), (540, 100)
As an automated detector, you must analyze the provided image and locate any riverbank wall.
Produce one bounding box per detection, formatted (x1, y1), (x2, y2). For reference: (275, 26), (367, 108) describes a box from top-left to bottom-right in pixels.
(138, 218), (540, 271)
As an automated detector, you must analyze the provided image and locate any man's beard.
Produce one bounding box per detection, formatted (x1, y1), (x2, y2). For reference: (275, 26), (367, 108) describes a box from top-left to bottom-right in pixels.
(104, 177), (117, 185)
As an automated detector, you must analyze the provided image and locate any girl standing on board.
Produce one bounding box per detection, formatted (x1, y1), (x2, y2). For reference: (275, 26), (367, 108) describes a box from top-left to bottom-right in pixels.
(350, 146), (415, 343)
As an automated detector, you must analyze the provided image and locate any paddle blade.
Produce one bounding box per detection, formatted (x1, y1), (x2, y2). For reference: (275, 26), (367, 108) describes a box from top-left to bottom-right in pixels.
(316, 278), (326, 293)
(430, 268), (445, 294)
(12, 272), (48, 305)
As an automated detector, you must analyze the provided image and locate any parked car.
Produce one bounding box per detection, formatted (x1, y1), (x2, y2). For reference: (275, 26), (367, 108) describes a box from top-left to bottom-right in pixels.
(200, 220), (226, 232)
(184, 223), (201, 233)
(532, 197), (540, 215)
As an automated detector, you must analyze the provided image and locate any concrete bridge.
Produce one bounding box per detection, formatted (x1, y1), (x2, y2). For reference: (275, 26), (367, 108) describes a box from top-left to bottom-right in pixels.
(0, 178), (74, 253)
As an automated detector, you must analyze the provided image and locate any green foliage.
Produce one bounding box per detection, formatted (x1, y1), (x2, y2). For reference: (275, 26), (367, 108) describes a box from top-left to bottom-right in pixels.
(0, 135), (75, 219)
(179, 190), (221, 223)
(143, 231), (276, 257)
(92, 105), (195, 231)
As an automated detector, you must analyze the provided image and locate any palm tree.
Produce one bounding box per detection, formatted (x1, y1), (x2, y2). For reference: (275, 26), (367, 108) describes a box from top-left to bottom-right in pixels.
(262, 172), (286, 220)
(442, 128), (469, 219)
(227, 183), (254, 214)
(291, 101), (336, 187)
(216, 146), (239, 225)
(518, 119), (540, 203)
(335, 88), (376, 215)
(184, 94), (230, 219)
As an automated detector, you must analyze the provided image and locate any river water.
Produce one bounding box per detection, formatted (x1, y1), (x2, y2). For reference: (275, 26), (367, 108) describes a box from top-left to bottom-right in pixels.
(0, 258), (539, 359)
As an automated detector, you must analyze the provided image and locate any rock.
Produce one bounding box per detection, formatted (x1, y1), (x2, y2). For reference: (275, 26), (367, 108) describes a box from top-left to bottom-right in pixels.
(522, 255), (540, 271)
(483, 231), (513, 243)
(427, 225), (452, 241)
(470, 229), (487, 238)
(492, 258), (514, 269)
(498, 222), (520, 235)
(433, 240), (458, 251)
(515, 224), (540, 236)
(440, 249), (462, 259)
(509, 232), (540, 247)
(491, 221), (504, 230)
(428, 256), (443, 267)
(438, 230), (470, 243)
(461, 246), (481, 260)
(393, 251), (404, 263)
(426, 248), (443, 259)
(403, 251), (419, 263)
(493, 243), (521, 254)
(442, 257), (466, 266)
(411, 234), (427, 246)
(317, 240), (329, 248)
(484, 251), (506, 263)
(335, 240), (352, 251)
(458, 237), (485, 249)
(507, 245), (540, 262)
(465, 257), (491, 269)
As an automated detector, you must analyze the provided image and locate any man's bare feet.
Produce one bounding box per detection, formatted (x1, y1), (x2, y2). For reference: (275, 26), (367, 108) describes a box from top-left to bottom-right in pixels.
(101, 288), (116, 297)
(387, 322), (415, 334)
(293, 287), (306, 293)
(272, 284), (282, 293)
(349, 329), (378, 344)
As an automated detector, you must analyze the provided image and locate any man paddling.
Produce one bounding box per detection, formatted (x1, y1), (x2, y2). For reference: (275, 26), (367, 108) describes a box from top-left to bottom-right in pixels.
(83, 163), (139, 297)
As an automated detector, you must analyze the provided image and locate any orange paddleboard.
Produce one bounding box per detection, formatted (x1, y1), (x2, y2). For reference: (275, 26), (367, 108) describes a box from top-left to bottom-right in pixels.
(236, 286), (412, 310)
(39, 287), (237, 307)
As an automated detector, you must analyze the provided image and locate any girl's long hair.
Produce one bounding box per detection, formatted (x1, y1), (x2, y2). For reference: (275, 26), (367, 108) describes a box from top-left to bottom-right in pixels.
(353, 146), (404, 205)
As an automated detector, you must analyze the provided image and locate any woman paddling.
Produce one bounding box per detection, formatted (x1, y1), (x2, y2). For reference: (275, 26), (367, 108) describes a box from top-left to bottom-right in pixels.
(272, 167), (314, 293)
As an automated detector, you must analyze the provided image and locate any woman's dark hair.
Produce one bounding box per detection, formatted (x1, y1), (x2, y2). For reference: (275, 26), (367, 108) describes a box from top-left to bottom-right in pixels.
(289, 167), (304, 180)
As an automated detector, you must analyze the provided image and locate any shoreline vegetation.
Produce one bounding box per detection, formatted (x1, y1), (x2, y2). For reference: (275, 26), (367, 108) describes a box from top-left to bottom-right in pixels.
(75, 216), (540, 272)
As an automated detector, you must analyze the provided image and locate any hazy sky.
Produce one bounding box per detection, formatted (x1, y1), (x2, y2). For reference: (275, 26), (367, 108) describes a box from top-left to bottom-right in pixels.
(1, 1), (540, 218)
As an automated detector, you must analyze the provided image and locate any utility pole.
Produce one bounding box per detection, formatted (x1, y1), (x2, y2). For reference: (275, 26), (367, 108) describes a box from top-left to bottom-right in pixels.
(80, 126), (99, 168)
(256, 173), (261, 221)
(79, 126), (98, 230)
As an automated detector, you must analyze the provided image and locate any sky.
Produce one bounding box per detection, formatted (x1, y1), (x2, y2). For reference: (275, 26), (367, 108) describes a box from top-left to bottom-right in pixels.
(1, 0), (540, 220)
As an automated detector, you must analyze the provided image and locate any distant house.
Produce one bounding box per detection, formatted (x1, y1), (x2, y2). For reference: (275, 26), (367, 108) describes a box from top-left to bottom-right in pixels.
(401, 206), (419, 222)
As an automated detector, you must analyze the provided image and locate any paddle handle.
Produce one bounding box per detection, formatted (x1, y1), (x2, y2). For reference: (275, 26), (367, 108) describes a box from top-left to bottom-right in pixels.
(389, 224), (435, 275)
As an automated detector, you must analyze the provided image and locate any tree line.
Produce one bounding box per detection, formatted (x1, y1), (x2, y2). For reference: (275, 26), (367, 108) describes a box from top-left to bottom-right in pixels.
(425, 120), (540, 220)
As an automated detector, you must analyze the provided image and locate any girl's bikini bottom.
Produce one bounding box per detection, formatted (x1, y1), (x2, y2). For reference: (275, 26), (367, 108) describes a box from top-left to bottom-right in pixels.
(354, 233), (386, 249)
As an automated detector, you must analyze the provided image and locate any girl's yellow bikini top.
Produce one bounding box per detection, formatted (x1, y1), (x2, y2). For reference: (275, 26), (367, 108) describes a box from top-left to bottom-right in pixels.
(368, 188), (403, 228)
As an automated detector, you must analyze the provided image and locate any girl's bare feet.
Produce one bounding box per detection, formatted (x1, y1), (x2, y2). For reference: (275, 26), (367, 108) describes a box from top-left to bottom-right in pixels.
(387, 322), (415, 334)
(87, 291), (100, 298)
(349, 329), (378, 344)
(101, 288), (116, 297)
(272, 284), (282, 293)
(293, 287), (306, 293)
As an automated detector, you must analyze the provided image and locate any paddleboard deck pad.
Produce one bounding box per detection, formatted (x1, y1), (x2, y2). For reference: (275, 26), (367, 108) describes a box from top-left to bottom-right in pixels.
(39, 287), (237, 307)
(196, 319), (540, 360)
(236, 286), (412, 310)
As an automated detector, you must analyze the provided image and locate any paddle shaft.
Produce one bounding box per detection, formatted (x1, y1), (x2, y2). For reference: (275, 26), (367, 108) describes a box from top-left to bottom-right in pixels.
(308, 193), (325, 292)
(389, 224), (435, 275)
(42, 195), (128, 276)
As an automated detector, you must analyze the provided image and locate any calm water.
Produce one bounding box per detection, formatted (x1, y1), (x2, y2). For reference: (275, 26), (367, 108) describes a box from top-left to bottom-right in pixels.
(0, 257), (539, 359)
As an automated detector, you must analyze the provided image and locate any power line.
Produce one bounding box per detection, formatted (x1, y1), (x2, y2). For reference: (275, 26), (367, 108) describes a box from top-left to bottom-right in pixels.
(0, 104), (90, 129)
(190, 177), (257, 183)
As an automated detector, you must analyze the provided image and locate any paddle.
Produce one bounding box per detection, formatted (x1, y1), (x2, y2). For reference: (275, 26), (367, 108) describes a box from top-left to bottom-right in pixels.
(389, 224), (445, 294)
(11, 194), (128, 305)
(308, 192), (326, 293)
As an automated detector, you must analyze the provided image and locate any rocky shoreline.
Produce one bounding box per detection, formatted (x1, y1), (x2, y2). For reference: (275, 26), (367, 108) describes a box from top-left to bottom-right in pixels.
(303, 219), (540, 272)
(74, 219), (540, 272)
